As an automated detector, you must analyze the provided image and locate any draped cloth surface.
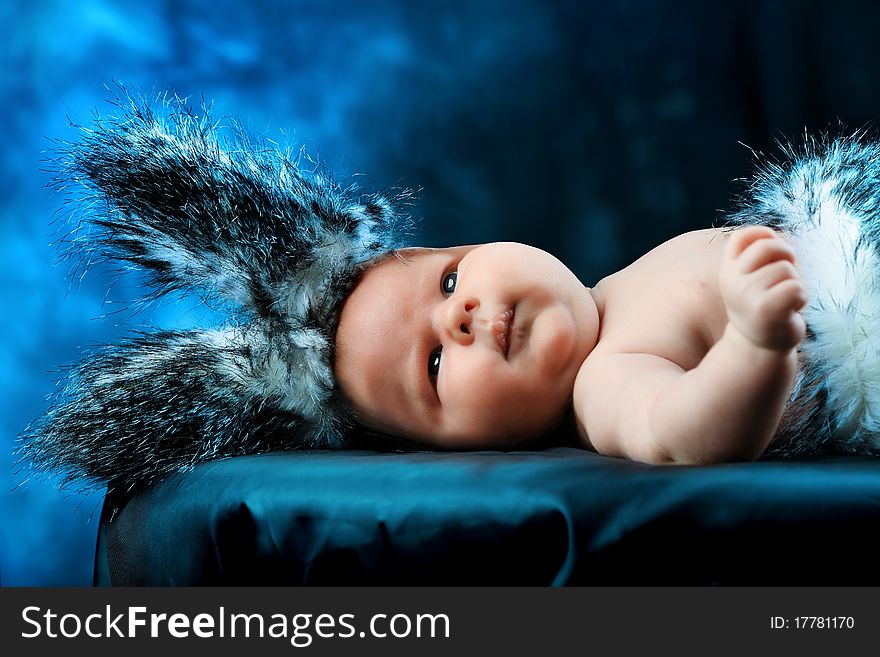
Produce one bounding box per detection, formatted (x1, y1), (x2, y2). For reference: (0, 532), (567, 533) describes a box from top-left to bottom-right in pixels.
(95, 447), (880, 586)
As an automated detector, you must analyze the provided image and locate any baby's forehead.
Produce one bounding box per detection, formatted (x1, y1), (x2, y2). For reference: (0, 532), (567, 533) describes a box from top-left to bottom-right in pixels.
(338, 243), (479, 367)
(363, 243), (479, 274)
(335, 247), (445, 436)
(393, 243), (481, 258)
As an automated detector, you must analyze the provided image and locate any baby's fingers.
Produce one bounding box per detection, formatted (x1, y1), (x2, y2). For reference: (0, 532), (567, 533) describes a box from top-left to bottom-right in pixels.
(763, 277), (808, 316)
(754, 280), (808, 349)
(725, 225), (779, 261)
(735, 231), (796, 274)
(748, 260), (802, 294)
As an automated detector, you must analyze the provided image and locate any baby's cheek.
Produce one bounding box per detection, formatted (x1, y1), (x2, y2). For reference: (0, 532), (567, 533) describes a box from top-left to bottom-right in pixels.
(451, 370), (566, 443)
(445, 349), (564, 435)
(529, 306), (578, 378)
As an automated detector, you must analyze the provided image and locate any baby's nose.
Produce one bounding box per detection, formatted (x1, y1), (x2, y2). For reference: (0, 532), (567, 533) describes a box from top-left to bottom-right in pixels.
(442, 296), (479, 345)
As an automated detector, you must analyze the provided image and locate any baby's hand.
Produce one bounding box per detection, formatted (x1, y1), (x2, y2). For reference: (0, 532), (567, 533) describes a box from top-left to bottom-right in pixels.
(719, 226), (807, 351)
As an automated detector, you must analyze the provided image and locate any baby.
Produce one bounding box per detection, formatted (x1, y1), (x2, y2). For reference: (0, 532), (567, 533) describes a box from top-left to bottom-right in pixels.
(334, 227), (807, 465)
(19, 92), (880, 493)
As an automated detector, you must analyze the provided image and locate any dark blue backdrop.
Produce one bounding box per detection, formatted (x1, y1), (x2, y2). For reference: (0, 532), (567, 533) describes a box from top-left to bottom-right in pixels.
(3, 0), (880, 585)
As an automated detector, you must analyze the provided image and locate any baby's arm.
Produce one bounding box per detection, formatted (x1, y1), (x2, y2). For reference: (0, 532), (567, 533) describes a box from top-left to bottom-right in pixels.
(575, 226), (806, 464)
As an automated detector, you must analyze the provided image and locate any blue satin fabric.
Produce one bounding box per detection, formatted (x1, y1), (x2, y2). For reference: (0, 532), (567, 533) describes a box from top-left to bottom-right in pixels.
(96, 448), (880, 585)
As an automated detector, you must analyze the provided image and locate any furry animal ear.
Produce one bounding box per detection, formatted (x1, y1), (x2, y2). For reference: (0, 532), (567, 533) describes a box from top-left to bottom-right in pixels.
(19, 326), (350, 493)
(52, 88), (413, 320)
(20, 87), (415, 491)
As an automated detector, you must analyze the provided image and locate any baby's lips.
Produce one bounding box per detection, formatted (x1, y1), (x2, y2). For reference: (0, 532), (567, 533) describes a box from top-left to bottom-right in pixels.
(491, 309), (515, 356)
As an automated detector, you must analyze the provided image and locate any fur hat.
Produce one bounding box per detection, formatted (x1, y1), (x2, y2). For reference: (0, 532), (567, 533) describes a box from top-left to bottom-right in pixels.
(18, 88), (414, 492)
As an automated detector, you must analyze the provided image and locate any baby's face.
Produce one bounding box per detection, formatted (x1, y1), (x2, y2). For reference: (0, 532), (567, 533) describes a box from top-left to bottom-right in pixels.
(334, 242), (600, 448)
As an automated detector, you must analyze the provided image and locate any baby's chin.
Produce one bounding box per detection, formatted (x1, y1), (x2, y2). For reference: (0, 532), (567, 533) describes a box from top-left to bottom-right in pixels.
(526, 298), (597, 392)
(528, 306), (578, 375)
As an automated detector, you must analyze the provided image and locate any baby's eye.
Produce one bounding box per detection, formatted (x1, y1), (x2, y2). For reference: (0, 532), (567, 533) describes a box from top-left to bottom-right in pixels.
(428, 347), (442, 381)
(442, 271), (457, 295)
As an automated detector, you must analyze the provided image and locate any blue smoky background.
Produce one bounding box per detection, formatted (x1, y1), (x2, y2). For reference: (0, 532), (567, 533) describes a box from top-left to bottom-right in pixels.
(2, 0), (880, 585)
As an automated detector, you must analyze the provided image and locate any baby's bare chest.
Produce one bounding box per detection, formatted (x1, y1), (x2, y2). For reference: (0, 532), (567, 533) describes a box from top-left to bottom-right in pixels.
(593, 228), (730, 370)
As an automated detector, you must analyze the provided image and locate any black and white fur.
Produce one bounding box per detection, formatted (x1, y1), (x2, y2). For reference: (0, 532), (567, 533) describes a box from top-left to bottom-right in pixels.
(727, 131), (880, 456)
(19, 88), (412, 492)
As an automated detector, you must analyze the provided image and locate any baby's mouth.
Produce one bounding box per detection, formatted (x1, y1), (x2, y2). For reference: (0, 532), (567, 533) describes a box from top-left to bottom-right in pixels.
(491, 309), (515, 357)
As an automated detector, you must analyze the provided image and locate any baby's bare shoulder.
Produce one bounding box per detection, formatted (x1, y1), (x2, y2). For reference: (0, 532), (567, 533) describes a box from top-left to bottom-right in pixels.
(592, 228), (730, 368)
(574, 229), (732, 454)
